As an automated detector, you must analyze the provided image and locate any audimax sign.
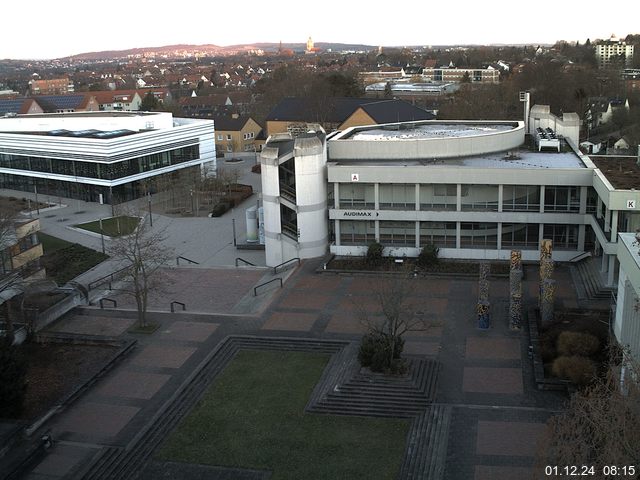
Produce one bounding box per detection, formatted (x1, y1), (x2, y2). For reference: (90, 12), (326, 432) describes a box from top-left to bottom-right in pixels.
(341, 211), (379, 217)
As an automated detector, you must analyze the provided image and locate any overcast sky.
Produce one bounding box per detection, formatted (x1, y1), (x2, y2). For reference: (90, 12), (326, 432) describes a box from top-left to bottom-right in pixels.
(2, 0), (639, 60)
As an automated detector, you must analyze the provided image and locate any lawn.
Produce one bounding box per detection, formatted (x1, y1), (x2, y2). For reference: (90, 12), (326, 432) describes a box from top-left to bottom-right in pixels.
(158, 350), (409, 479)
(39, 232), (109, 285)
(75, 215), (139, 237)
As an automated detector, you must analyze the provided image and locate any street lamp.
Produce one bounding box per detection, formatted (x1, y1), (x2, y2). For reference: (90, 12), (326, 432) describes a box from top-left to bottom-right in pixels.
(147, 191), (153, 226)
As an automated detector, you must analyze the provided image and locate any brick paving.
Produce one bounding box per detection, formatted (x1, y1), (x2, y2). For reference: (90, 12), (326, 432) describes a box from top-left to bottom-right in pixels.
(23, 260), (585, 480)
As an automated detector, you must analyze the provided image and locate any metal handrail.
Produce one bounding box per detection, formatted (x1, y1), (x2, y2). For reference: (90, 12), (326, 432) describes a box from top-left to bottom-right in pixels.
(235, 257), (256, 267)
(170, 301), (186, 312)
(254, 277), (283, 296)
(88, 265), (131, 291)
(176, 256), (199, 265)
(568, 251), (592, 263)
(99, 298), (117, 309)
(273, 257), (300, 274)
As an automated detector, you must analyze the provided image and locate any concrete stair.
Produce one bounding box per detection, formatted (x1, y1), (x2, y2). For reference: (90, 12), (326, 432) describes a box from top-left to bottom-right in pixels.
(573, 257), (615, 300)
(398, 404), (452, 480)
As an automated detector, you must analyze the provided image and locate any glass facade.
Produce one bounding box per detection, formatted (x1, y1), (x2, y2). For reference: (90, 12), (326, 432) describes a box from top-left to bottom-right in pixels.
(461, 184), (499, 211)
(501, 223), (539, 248)
(420, 184), (456, 210)
(502, 185), (540, 212)
(460, 222), (498, 248)
(339, 183), (375, 209)
(543, 224), (578, 249)
(379, 184), (415, 210)
(0, 144), (199, 181)
(544, 186), (580, 212)
(420, 221), (456, 247)
(340, 220), (376, 245)
(379, 221), (415, 246)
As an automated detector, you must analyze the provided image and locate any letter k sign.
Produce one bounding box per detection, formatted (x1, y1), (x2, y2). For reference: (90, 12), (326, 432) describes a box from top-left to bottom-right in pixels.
(627, 200), (636, 209)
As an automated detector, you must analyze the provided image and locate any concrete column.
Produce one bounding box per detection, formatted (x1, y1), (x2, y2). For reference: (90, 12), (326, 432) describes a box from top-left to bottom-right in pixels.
(497, 223), (502, 250)
(608, 255), (616, 287)
(456, 184), (462, 211)
(415, 221), (420, 248)
(539, 185), (545, 213)
(375, 220), (380, 242)
(604, 207), (611, 233)
(597, 197), (603, 219)
(333, 183), (340, 209)
(374, 183), (379, 210)
(334, 220), (341, 246)
(538, 223), (545, 245)
(579, 186), (587, 214)
(611, 210), (619, 239)
(601, 252), (608, 273)
(578, 224), (586, 251)
(415, 184), (420, 211)
(498, 184), (503, 213)
(456, 222), (461, 249)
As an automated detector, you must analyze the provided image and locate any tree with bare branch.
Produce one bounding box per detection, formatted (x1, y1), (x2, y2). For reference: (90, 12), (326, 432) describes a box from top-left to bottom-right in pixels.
(357, 272), (436, 373)
(534, 351), (640, 479)
(108, 214), (173, 328)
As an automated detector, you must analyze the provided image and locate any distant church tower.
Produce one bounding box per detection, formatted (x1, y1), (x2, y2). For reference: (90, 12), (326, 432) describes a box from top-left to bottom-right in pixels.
(306, 36), (314, 53)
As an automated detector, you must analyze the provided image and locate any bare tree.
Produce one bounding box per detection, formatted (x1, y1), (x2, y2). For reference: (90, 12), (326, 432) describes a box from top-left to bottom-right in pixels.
(108, 214), (173, 328)
(534, 351), (640, 478)
(357, 272), (437, 372)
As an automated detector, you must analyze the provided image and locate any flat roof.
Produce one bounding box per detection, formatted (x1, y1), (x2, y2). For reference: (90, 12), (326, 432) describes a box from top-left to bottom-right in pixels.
(331, 146), (587, 169)
(0, 111), (156, 119)
(342, 122), (518, 141)
(590, 156), (640, 190)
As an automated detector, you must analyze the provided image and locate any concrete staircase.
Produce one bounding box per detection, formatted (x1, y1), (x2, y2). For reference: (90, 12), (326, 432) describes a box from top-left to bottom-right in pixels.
(398, 405), (452, 480)
(572, 257), (615, 300)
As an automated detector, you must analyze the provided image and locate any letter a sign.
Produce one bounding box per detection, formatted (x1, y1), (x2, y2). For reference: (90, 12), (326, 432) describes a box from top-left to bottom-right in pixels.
(351, 173), (359, 182)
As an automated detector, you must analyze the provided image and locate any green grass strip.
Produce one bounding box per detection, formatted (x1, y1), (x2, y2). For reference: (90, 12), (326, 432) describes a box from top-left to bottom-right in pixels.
(159, 349), (409, 480)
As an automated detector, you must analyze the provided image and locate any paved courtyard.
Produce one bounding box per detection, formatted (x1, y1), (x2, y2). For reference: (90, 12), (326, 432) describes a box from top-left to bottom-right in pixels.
(21, 259), (580, 480)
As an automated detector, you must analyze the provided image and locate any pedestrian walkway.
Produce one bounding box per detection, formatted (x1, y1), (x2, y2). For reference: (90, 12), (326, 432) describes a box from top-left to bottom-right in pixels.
(22, 259), (580, 480)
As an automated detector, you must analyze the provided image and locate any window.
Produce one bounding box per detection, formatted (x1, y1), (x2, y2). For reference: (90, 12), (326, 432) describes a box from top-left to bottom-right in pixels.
(379, 221), (415, 246)
(379, 184), (415, 210)
(420, 221), (456, 247)
(460, 223), (498, 249)
(501, 223), (539, 248)
(544, 186), (580, 212)
(226, 134), (232, 141)
(338, 183), (374, 209)
(422, 184), (456, 210)
(340, 220), (375, 245)
(503, 185), (540, 212)
(543, 224), (578, 249)
(217, 134), (223, 141)
(461, 184), (499, 211)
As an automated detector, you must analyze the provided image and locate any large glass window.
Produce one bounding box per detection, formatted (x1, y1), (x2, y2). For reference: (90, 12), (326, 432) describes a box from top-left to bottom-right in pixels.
(339, 220), (376, 245)
(421, 184), (456, 210)
(280, 205), (298, 240)
(379, 184), (415, 210)
(338, 183), (375, 209)
(460, 222), (498, 249)
(461, 184), (499, 211)
(543, 224), (578, 249)
(379, 221), (415, 246)
(502, 185), (540, 212)
(544, 186), (580, 212)
(420, 221), (456, 247)
(501, 223), (539, 249)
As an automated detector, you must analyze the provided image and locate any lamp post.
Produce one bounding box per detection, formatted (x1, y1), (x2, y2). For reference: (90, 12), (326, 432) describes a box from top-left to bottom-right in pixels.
(99, 218), (105, 254)
(147, 192), (153, 226)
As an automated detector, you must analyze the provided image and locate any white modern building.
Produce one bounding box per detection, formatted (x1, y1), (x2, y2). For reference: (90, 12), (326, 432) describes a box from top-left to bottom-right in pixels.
(614, 232), (640, 367)
(259, 105), (640, 289)
(595, 37), (635, 69)
(0, 111), (215, 203)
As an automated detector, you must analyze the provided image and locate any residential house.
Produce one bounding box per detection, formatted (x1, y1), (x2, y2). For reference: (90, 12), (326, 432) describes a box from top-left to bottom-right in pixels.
(265, 97), (435, 137)
(214, 114), (263, 154)
(0, 218), (44, 282)
(90, 90), (143, 111)
(29, 78), (74, 95)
